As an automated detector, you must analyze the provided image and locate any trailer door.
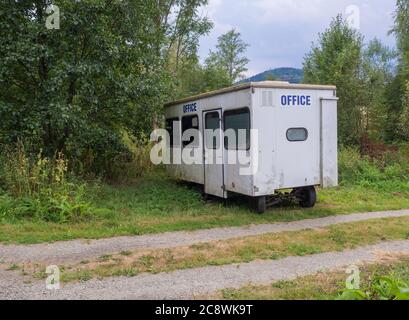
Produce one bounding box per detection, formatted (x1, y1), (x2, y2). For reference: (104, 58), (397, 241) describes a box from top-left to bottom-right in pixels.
(320, 98), (338, 187)
(203, 110), (225, 198)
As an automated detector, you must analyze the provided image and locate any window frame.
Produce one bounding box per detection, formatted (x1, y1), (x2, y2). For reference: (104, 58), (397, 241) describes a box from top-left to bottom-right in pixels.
(165, 117), (179, 148)
(286, 127), (309, 142)
(181, 114), (200, 148)
(223, 107), (251, 151)
(205, 111), (221, 150)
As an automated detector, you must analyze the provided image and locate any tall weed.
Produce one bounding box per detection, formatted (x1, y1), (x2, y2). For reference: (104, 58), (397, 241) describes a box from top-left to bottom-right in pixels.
(0, 143), (93, 223)
(339, 146), (409, 191)
(107, 133), (155, 184)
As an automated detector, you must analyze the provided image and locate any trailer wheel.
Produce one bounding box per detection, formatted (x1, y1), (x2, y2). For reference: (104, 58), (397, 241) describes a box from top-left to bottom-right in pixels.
(298, 186), (317, 208)
(255, 196), (266, 214)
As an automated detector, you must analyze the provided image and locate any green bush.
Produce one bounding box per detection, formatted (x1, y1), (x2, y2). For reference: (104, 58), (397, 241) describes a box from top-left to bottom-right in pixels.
(337, 276), (409, 300)
(0, 143), (93, 223)
(105, 133), (155, 184)
(338, 146), (409, 191)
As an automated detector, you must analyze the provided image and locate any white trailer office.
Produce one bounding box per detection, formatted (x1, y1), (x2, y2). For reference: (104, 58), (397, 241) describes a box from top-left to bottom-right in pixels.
(164, 81), (338, 213)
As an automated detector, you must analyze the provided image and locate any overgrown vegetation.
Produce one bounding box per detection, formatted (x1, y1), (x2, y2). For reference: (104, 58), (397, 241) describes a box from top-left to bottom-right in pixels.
(339, 145), (409, 191)
(338, 276), (409, 300)
(0, 143), (92, 223)
(0, 1), (249, 178)
(303, 2), (409, 146)
(218, 258), (409, 300)
(1, 146), (409, 243)
(1, 1), (409, 244)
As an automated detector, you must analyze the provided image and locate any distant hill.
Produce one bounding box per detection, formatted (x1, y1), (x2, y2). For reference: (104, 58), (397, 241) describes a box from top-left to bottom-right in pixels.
(241, 67), (304, 84)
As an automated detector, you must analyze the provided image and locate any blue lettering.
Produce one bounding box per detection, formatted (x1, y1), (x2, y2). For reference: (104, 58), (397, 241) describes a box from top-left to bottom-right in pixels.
(183, 103), (197, 113)
(280, 95), (311, 107)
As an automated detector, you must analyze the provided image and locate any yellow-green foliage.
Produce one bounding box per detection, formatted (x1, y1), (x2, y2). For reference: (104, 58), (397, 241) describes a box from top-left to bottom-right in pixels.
(108, 133), (155, 184)
(1, 143), (68, 197)
(0, 143), (92, 223)
(338, 146), (409, 190)
(338, 276), (409, 300)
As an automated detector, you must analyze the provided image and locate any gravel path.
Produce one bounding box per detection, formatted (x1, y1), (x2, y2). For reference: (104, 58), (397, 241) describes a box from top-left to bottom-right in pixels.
(1, 209), (409, 265)
(2, 239), (409, 300)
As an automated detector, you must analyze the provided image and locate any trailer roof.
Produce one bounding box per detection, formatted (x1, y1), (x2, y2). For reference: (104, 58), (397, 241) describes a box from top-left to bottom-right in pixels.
(164, 81), (337, 107)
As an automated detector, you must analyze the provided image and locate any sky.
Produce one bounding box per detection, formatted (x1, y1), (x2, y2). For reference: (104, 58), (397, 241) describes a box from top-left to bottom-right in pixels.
(198, 0), (397, 77)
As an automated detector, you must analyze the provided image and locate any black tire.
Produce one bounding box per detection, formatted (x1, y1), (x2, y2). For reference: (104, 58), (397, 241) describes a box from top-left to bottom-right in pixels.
(255, 196), (266, 214)
(298, 186), (317, 208)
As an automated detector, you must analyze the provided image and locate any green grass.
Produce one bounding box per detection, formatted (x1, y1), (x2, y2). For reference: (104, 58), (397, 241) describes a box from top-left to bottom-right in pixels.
(1, 169), (409, 244)
(6, 264), (20, 271)
(218, 257), (409, 300)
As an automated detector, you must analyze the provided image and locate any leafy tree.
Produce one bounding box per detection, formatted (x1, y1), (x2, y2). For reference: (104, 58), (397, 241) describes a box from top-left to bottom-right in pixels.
(205, 29), (249, 84)
(391, 0), (409, 79)
(303, 15), (363, 145)
(172, 55), (231, 98)
(173, 55), (207, 98)
(159, 0), (213, 99)
(398, 81), (409, 140)
(360, 39), (397, 141)
(162, 0), (213, 74)
(385, 74), (406, 141)
(387, 0), (409, 141)
(201, 61), (231, 91)
(146, 1), (214, 126)
(0, 0), (209, 175)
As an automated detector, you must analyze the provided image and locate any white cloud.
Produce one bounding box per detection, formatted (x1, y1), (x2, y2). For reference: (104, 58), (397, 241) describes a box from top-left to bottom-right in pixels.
(202, 0), (238, 34)
(203, 0), (222, 18)
(253, 0), (328, 23)
(198, 0), (397, 76)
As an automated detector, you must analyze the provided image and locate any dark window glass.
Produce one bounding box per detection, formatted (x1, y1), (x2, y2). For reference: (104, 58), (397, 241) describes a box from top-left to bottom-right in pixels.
(165, 118), (179, 147)
(224, 108), (250, 150)
(287, 128), (308, 142)
(205, 112), (221, 150)
(182, 115), (199, 148)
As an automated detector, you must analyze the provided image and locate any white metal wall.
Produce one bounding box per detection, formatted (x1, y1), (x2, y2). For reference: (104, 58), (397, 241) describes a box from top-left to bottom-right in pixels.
(252, 88), (337, 195)
(165, 85), (338, 198)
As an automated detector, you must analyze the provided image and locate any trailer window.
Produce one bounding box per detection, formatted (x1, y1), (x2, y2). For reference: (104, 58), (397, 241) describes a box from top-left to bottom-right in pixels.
(205, 112), (221, 150)
(224, 108), (250, 150)
(182, 115), (199, 148)
(287, 128), (308, 142)
(165, 118), (179, 147)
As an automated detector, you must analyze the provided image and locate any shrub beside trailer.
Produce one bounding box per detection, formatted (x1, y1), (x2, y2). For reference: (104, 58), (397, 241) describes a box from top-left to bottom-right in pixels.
(164, 81), (338, 213)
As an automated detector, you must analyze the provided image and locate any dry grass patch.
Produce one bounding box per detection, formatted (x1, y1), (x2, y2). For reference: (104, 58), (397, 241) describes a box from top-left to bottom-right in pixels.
(21, 216), (409, 283)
